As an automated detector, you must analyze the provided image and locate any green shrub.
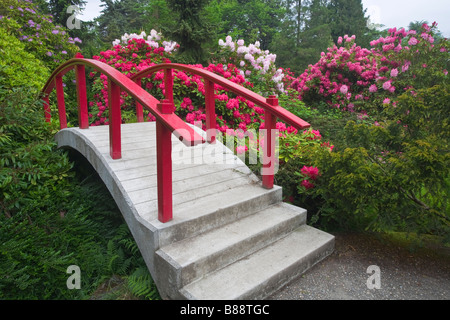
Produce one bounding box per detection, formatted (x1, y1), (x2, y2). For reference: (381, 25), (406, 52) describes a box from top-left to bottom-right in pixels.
(0, 85), (130, 299)
(311, 83), (450, 241)
(0, 0), (80, 70)
(0, 21), (49, 90)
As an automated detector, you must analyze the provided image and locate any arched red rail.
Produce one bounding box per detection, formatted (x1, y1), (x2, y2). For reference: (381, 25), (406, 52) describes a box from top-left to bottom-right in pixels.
(41, 57), (310, 223)
(131, 63), (311, 189)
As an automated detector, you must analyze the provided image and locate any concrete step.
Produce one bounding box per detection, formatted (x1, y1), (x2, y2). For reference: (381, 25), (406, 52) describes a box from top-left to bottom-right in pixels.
(155, 202), (307, 298)
(179, 225), (335, 300)
(144, 183), (284, 248)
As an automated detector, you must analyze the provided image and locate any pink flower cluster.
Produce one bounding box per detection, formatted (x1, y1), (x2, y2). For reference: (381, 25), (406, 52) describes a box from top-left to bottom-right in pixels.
(88, 32), (282, 134)
(289, 23), (445, 113)
(300, 166), (320, 190)
(218, 36), (296, 94)
(88, 36), (173, 125)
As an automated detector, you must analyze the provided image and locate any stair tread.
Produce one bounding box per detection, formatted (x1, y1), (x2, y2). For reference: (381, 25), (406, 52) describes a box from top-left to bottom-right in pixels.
(157, 202), (306, 268)
(180, 225), (335, 300)
(137, 183), (281, 225)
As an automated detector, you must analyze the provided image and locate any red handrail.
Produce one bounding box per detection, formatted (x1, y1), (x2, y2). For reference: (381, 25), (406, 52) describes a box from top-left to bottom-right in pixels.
(41, 58), (311, 223)
(131, 63), (311, 188)
(131, 63), (311, 130)
(41, 57), (204, 223)
(42, 58), (204, 147)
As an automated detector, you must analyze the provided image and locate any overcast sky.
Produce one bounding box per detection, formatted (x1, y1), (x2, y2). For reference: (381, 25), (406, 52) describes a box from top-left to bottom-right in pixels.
(362, 0), (450, 37)
(79, 0), (450, 37)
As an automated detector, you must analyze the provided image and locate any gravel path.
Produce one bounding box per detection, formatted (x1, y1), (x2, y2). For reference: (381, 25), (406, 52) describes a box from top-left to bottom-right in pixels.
(268, 232), (450, 300)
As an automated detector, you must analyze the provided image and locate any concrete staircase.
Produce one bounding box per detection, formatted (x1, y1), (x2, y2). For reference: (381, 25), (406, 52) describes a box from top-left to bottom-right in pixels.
(55, 122), (334, 300)
(154, 183), (334, 300)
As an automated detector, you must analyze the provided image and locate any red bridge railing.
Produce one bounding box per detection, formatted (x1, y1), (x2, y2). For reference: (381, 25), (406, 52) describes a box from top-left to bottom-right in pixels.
(41, 56), (310, 223)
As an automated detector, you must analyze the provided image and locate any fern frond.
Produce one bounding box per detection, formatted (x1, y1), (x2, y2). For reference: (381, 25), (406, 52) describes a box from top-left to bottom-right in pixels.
(127, 267), (160, 300)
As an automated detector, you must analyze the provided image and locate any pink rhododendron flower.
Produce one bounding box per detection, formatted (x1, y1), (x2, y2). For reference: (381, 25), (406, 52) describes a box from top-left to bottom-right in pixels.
(301, 180), (315, 190)
(382, 81), (392, 91)
(236, 145), (248, 154)
(301, 166), (320, 180)
(408, 37), (418, 46)
(390, 68), (399, 77)
(303, 129), (322, 140)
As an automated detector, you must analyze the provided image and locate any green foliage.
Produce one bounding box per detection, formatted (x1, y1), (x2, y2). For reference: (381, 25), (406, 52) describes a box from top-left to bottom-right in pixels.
(0, 0), (81, 69)
(0, 23), (49, 90)
(310, 83), (450, 241)
(165, 0), (215, 64)
(101, 224), (160, 299)
(0, 84), (158, 299)
(127, 267), (159, 300)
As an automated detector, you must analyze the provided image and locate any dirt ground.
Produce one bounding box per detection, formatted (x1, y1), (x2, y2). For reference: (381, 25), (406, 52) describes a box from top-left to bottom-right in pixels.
(268, 232), (450, 300)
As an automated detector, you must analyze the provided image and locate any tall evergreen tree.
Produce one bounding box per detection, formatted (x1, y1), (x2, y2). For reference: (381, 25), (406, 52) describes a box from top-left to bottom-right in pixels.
(165, 0), (215, 64)
(271, 0), (331, 74)
(95, 0), (148, 46)
(327, 0), (370, 46)
(218, 0), (285, 50)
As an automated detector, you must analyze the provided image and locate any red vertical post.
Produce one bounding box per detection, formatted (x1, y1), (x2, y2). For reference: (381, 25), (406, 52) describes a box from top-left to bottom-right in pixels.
(156, 99), (174, 223)
(43, 95), (51, 123)
(164, 68), (174, 104)
(75, 64), (89, 129)
(262, 95), (278, 189)
(108, 79), (122, 160)
(55, 75), (68, 129)
(204, 79), (216, 143)
(135, 77), (144, 122)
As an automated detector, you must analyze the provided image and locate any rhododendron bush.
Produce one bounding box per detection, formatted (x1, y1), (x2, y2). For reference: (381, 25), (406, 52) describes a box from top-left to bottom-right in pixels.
(290, 23), (449, 117)
(216, 36), (296, 95)
(87, 30), (310, 141)
(89, 31), (262, 130)
(295, 23), (449, 239)
(0, 0), (80, 69)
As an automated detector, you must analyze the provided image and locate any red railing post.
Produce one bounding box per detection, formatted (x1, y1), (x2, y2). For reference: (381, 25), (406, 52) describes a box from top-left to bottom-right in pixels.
(205, 79), (216, 143)
(262, 95), (278, 189)
(108, 79), (122, 160)
(135, 77), (144, 122)
(75, 63), (89, 129)
(164, 68), (174, 104)
(55, 75), (68, 129)
(156, 99), (174, 223)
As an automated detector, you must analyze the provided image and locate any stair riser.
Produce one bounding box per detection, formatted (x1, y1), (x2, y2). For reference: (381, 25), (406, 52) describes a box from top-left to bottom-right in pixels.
(238, 236), (335, 300)
(180, 211), (306, 287)
(156, 206), (307, 296)
(178, 225), (335, 300)
(157, 187), (283, 248)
